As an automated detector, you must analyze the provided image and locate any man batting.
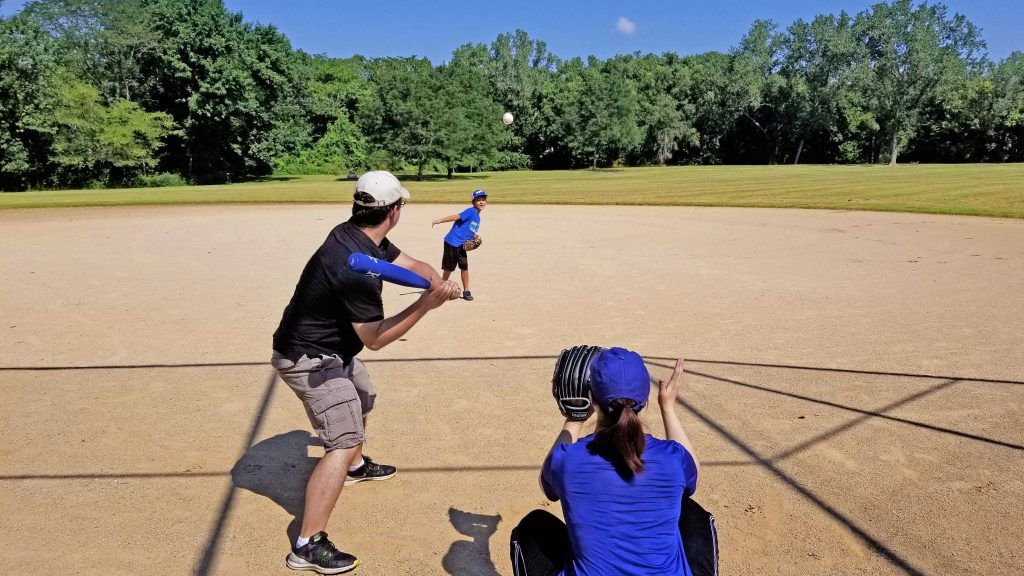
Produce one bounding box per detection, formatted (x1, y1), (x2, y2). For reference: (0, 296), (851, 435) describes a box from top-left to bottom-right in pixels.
(271, 170), (461, 574)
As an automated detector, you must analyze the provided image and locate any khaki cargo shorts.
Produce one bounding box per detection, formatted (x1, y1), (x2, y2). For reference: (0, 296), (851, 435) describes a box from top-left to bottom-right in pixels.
(271, 352), (376, 451)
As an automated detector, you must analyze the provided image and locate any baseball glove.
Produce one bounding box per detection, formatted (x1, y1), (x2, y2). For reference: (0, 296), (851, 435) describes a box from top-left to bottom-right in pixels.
(463, 236), (482, 251)
(551, 345), (606, 421)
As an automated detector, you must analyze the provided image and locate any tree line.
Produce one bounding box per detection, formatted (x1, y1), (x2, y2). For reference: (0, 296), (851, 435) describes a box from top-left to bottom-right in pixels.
(1, 0), (1022, 191)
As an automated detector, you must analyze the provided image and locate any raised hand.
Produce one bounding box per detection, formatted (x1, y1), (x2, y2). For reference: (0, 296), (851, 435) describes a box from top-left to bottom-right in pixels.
(657, 358), (685, 407)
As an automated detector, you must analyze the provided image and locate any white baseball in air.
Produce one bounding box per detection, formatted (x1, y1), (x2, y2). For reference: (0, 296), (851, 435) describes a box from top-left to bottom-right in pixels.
(502, 112), (514, 125)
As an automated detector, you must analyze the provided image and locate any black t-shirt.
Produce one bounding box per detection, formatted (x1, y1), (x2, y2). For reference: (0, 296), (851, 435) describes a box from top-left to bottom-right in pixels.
(273, 221), (401, 361)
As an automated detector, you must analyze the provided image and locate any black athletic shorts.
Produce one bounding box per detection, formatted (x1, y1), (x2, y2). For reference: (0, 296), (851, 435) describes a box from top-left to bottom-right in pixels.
(442, 242), (468, 271)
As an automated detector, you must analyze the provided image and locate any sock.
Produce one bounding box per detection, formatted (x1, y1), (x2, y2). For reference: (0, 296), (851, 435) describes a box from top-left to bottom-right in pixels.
(348, 458), (365, 473)
(295, 535), (310, 549)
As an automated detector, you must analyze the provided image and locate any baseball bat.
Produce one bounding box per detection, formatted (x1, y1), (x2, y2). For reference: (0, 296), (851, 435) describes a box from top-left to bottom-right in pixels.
(348, 252), (431, 290)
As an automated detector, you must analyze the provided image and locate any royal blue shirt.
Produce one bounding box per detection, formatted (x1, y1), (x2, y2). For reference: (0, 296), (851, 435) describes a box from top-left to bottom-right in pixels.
(541, 434), (699, 576)
(443, 207), (481, 247)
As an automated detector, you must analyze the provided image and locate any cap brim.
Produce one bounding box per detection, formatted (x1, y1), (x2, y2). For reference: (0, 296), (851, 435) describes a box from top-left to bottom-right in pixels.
(400, 187), (411, 200)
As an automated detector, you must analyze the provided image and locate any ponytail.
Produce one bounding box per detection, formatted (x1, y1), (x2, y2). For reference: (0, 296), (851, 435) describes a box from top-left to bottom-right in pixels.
(592, 399), (646, 476)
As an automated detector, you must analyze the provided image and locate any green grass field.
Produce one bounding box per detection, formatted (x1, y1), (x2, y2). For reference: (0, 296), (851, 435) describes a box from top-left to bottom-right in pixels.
(2, 164), (1022, 217)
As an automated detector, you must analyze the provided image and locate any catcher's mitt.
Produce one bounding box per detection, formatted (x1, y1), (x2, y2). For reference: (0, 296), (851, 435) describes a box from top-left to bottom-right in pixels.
(462, 236), (482, 251)
(551, 345), (606, 421)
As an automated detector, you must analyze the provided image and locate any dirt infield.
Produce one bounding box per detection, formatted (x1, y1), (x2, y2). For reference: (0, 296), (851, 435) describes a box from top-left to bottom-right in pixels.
(1, 204), (1022, 576)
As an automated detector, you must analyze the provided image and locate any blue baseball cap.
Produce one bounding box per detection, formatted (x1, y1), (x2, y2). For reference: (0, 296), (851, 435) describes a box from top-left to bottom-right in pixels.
(472, 189), (488, 200)
(589, 347), (650, 412)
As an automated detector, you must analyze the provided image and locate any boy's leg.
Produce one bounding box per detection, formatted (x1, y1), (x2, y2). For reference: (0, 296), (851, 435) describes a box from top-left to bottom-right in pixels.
(457, 249), (471, 298)
(509, 510), (568, 576)
(441, 242), (457, 281)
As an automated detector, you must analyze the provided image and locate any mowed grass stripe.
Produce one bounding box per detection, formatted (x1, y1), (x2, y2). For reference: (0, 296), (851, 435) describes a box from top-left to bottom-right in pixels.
(1, 164), (1021, 217)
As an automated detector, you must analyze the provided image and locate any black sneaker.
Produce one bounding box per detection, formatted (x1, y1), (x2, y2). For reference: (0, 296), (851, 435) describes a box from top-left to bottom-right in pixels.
(286, 531), (358, 574)
(344, 456), (397, 486)
(463, 291), (474, 301)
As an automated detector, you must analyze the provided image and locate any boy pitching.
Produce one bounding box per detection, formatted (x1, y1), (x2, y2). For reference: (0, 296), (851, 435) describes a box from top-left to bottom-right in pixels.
(432, 189), (488, 301)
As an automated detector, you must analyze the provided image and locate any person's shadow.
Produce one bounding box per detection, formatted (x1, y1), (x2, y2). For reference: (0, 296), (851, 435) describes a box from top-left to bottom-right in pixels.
(442, 507), (502, 576)
(230, 430), (320, 544)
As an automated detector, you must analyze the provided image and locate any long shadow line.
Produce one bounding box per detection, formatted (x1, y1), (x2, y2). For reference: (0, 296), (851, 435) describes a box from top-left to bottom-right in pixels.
(675, 396), (929, 576)
(0, 464), (544, 482)
(0, 471), (226, 481)
(770, 379), (960, 462)
(677, 366), (1022, 452)
(0, 461), (766, 483)
(644, 357), (1023, 386)
(0, 362), (269, 371)
(2, 355), (1020, 386)
(193, 370), (276, 576)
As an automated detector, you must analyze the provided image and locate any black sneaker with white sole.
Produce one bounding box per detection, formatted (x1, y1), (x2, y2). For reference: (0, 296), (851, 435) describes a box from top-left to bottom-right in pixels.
(286, 531), (358, 574)
(344, 456), (397, 486)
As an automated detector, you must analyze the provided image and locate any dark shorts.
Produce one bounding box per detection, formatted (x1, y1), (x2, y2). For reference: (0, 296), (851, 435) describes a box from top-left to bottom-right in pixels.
(510, 498), (719, 576)
(271, 352), (376, 451)
(442, 241), (468, 271)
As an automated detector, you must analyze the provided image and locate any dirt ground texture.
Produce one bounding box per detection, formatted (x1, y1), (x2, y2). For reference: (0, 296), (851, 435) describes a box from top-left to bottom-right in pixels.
(1, 203), (1022, 576)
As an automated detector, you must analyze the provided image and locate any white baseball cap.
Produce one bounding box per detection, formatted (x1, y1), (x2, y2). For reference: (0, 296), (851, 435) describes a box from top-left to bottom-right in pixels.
(354, 170), (411, 207)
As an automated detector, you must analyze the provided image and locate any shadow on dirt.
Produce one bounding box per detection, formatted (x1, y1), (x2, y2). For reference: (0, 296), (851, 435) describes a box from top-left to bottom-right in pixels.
(231, 436), (505, 576)
(443, 507), (502, 576)
(230, 430), (319, 544)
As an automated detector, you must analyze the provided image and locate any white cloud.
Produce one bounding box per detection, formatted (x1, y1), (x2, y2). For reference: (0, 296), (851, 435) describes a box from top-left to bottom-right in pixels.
(616, 16), (636, 36)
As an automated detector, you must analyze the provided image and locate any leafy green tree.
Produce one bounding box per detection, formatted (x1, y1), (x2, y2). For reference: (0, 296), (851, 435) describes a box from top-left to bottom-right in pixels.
(911, 51), (1024, 162)
(51, 81), (110, 180)
(360, 56), (444, 179)
(852, 0), (985, 164)
(275, 54), (372, 174)
(530, 56), (584, 168)
(567, 57), (643, 168)
(20, 0), (104, 86)
(147, 0), (309, 182)
(21, 0), (161, 104)
(836, 88), (880, 162)
(781, 12), (857, 163)
(728, 20), (787, 163)
(487, 30), (559, 166)
(96, 0), (162, 103)
(617, 53), (698, 165)
(991, 52), (1024, 161)
(672, 52), (738, 163)
(436, 43), (506, 175)
(239, 22), (311, 174)
(51, 80), (175, 186)
(0, 14), (59, 190)
(274, 115), (369, 174)
(302, 54), (370, 140)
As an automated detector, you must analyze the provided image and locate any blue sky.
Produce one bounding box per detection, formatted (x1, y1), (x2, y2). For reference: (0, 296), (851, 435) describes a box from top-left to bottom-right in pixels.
(3, 0), (1021, 63)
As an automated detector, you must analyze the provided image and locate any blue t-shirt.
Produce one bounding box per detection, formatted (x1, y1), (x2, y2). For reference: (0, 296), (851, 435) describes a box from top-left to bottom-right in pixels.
(541, 434), (699, 576)
(443, 207), (481, 247)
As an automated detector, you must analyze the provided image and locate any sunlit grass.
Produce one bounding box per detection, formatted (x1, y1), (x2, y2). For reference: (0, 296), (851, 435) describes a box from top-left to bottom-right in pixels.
(2, 164), (1022, 218)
